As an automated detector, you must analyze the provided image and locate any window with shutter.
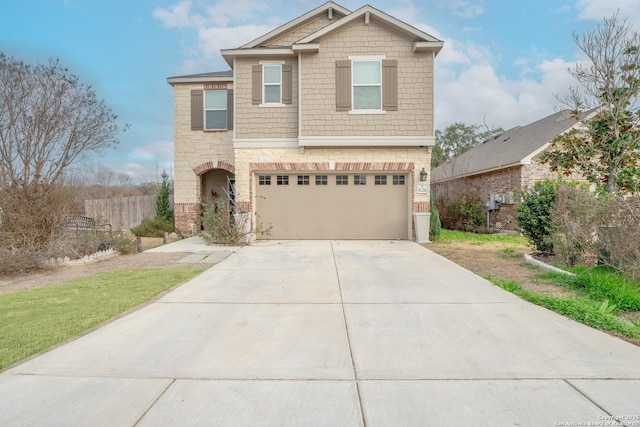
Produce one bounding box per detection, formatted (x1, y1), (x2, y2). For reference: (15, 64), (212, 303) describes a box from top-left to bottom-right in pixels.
(252, 65), (262, 105)
(335, 60), (351, 111)
(204, 89), (227, 130)
(190, 90), (203, 131)
(336, 59), (398, 112)
(352, 60), (382, 110)
(226, 89), (234, 130)
(382, 60), (398, 111)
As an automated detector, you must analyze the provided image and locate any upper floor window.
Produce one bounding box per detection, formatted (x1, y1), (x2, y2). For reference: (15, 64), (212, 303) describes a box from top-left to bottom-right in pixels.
(190, 89), (233, 132)
(252, 62), (293, 106)
(336, 58), (397, 113)
(263, 65), (282, 104)
(205, 90), (227, 130)
(352, 60), (381, 110)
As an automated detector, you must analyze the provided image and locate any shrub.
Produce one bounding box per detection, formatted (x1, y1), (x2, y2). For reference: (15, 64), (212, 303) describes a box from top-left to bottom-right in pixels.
(155, 171), (174, 221)
(443, 193), (485, 232)
(553, 185), (640, 280)
(130, 217), (174, 237)
(199, 198), (250, 245)
(430, 197), (441, 240)
(516, 180), (557, 253)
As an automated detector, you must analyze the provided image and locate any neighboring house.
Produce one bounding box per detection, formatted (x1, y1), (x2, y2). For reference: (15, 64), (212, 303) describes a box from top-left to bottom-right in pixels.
(430, 109), (587, 230)
(167, 2), (443, 241)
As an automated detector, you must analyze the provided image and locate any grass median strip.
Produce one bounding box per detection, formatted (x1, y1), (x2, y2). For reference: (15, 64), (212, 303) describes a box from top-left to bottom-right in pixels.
(0, 267), (201, 371)
(491, 278), (640, 344)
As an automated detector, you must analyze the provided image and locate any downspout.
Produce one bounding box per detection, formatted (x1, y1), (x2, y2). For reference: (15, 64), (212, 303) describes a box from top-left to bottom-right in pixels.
(298, 52), (302, 142)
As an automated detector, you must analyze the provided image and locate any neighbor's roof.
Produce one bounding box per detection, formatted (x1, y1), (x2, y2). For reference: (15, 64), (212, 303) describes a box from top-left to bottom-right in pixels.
(431, 109), (585, 182)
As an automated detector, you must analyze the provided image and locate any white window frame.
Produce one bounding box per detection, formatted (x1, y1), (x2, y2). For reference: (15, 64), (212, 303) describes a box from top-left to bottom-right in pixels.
(260, 60), (284, 107)
(204, 89), (227, 130)
(349, 56), (385, 114)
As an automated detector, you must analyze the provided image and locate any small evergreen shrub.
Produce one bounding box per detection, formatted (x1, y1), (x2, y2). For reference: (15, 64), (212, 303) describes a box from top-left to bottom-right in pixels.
(516, 179), (557, 253)
(430, 197), (441, 240)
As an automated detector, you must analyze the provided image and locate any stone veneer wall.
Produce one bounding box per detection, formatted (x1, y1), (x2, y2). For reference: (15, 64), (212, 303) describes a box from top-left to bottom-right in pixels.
(172, 82), (234, 234)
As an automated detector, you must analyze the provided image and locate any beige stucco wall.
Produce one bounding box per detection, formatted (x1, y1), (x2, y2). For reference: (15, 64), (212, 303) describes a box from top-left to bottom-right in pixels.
(266, 14), (337, 47)
(300, 19), (434, 137)
(234, 57), (299, 139)
(172, 82), (234, 204)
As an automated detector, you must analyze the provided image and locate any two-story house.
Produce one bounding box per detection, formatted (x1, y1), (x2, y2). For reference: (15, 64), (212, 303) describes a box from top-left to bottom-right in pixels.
(167, 2), (443, 242)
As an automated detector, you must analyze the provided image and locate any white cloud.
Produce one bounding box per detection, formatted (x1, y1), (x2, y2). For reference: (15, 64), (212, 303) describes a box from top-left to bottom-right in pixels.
(444, 0), (485, 19)
(576, 0), (640, 26)
(153, 1), (194, 28)
(133, 140), (174, 162)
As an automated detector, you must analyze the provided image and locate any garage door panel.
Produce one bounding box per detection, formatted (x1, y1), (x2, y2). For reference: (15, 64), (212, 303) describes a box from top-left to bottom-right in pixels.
(256, 173), (408, 240)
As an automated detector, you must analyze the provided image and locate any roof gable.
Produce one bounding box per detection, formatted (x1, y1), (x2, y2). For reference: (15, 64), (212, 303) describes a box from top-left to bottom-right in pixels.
(241, 2), (350, 48)
(294, 4), (443, 55)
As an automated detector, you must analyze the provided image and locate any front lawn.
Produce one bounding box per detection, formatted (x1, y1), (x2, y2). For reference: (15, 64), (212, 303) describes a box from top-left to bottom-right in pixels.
(0, 268), (201, 371)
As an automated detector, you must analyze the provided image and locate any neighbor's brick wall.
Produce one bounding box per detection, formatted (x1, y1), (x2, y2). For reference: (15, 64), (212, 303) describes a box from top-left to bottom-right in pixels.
(172, 82), (235, 233)
(234, 57), (299, 139)
(432, 167), (522, 230)
(300, 19), (434, 137)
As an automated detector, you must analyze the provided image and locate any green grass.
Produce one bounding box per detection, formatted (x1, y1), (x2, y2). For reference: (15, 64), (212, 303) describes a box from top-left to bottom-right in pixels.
(491, 278), (640, 342)
(0, 268), (201, 371)
(436, 229), (529, 246)
(540, 266), (640, 312)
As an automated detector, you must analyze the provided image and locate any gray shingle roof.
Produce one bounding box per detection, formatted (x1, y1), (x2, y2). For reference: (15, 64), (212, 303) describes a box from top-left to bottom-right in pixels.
(431, 109), (580, 182)
(166, 70), (233, 84)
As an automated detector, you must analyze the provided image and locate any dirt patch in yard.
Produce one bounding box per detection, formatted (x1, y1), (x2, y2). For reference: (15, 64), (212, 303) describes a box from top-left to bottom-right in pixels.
(427, 240), (575, 298)
(0, 238), (211, 296)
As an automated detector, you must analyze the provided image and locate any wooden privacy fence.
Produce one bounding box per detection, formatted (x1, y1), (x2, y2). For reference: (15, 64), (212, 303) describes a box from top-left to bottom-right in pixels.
(84, 195), (174, 231)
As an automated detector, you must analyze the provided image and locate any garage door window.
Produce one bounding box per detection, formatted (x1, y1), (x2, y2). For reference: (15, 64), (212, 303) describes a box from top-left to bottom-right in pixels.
(393, 175), (405, 185)
(375, 175), (387, 185)
(336, 175), (348, 185)
(277, 175), (289, 186)
(316, 175), (328, 185)
(297, 175), (310, 185)
(259, 175), (271, 185)
(354, 175), (366, 185)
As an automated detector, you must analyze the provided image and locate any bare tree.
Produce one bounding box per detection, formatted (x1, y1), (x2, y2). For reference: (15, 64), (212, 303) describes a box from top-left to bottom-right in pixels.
(541, 13), (640, 194)
(0, 53), (125, 191)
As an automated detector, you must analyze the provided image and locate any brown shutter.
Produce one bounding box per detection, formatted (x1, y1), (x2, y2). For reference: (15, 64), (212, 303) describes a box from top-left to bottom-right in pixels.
(252, 65), (262, 105)
(335, 60), (351, 111)
(282, 64), (292, 104)
(382, 60), (398, 111)
(227, 89), (234, 130)
(191, 90), (203, 131)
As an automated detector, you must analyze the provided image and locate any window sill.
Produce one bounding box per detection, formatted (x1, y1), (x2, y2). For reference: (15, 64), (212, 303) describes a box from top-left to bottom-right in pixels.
(348, 110), (386, 115)
(204, 129), (229, 132)
(259, 103), (285, 108)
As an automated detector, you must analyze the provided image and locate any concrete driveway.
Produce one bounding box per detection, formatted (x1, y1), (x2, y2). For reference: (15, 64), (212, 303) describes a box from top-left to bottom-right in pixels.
(1, 240), (640, 426)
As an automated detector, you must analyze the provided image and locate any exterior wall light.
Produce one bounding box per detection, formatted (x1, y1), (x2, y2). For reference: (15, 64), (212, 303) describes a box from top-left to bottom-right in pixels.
(419, 167), (428, 181)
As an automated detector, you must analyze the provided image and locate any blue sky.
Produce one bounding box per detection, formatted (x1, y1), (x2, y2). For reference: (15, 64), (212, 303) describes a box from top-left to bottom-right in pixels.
(2, 0), (640, 182)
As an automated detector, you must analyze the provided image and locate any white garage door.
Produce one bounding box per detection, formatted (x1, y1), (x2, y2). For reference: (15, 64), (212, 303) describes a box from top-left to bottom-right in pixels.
(255, 172), (409, 239)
